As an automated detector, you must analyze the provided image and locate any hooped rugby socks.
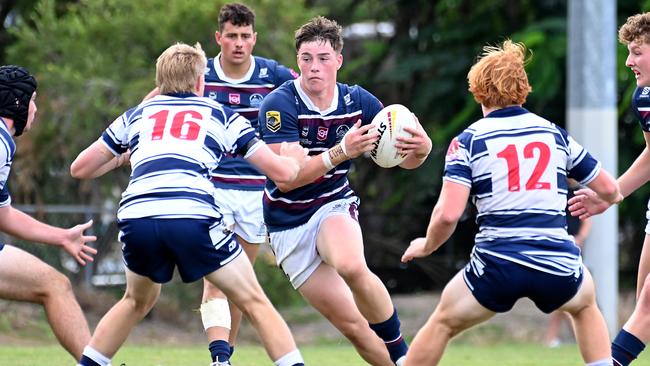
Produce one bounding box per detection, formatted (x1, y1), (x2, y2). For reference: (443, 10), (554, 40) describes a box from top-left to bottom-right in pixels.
(78, 346), (111, 366)
(208, 339), (231, 363)
(369, 308), (409, 363)
(612, 329), (646, 366)
(273, 349), (305, 366)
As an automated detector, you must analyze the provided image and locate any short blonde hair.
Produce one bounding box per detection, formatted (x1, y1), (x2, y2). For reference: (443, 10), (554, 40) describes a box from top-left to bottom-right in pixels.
(467, 39), (532, 109)
(156, 42), (207, 94)
(619, 12), (650, 45)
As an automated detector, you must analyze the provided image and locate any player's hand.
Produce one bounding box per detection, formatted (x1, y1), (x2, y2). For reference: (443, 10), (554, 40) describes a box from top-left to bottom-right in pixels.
(568, 188), (611, 219)
(342, 120), (379, 159)
(401, 237), (433, 263)
(280, 141), (310, 169)
(396, 115), (432, 159)
(62, 220), (97, 266)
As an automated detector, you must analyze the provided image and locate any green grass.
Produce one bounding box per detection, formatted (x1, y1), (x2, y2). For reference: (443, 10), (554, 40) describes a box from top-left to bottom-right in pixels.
(2, 343), (650, 366)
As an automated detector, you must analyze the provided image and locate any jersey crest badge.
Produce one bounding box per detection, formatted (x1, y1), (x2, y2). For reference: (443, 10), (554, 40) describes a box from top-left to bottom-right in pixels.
(317, 126), (329, 141)
(266, 111), (281, 132)
(229, 93), (241, 105)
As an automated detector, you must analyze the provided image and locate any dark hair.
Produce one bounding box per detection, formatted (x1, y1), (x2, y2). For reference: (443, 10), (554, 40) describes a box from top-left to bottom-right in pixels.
(295, 16), (343, 53)
(218, 3), (255, 32)
(0, 65), (37, 137)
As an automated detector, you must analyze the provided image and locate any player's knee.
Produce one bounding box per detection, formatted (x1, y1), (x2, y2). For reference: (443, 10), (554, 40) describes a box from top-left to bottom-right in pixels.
(337, 262), (371, 286)
(35, 270), (74, 302)
(123, 291), (158, 316)
(235, 291), (272, 319)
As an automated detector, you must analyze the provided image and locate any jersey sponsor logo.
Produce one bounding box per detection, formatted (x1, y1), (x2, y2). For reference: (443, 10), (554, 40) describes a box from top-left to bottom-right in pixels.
(317, 126), (329, 141)
(259, 67), (268, 78)
(445, 137), (461, 161)
(344, 93), (352, 106)
(208, 91), (217, 100)
(266, 111), (281, 132)
(301, 125), (309, 137)
(643, 87), (650, 97)
(335, 125), (349, 142)
(250, 93), (264, 107)
(229, 93), (241, 105)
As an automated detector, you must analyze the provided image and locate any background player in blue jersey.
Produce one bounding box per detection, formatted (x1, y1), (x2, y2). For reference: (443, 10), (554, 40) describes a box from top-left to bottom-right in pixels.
(199, 4), (299, 365)
(0, 65), (97, 362)
(70, 42), (308, 366)
(569, 12), (650, 366)
(400, 40), (622, 366)
(259, 16), (432, 366)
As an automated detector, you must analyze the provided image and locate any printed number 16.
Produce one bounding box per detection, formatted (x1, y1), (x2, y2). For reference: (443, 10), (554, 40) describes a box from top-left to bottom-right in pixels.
(496, 142), (551, 192)
(150, 109), (202, 141)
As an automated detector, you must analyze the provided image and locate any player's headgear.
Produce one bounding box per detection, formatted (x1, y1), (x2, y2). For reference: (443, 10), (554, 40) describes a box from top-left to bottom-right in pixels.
(0, 65), (37, 137)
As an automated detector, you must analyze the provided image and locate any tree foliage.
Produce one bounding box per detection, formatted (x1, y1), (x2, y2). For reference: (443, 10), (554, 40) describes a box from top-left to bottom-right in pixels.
(5, 0), (650, 290)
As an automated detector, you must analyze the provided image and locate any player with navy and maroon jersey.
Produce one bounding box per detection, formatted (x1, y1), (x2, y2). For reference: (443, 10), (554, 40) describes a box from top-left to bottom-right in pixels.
(259, 16), (432, 366)
(199, 4), (298, 364)
(569, 12), (650, 366)
(71, 42), (308, 366)
(401, 40), (621, 366)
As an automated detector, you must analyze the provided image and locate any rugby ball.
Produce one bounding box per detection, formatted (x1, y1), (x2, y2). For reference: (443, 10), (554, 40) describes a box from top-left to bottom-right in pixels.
(368, 104), (416, 168)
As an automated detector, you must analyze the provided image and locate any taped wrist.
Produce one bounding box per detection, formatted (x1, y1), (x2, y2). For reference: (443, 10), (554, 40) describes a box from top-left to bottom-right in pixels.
(200, 298), (231, 330)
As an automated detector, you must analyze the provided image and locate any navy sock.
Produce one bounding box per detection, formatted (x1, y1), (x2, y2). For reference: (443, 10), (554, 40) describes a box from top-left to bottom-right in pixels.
(208, 340), (231, 363)
(368, 308), (408, 363)
(612, 329), (646, 366)
(78, 355), (102, 366)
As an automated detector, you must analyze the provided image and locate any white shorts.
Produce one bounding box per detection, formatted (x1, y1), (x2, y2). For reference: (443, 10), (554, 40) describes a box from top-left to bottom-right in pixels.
(269, 196), (360, 289)
(214, 188), (266, 244)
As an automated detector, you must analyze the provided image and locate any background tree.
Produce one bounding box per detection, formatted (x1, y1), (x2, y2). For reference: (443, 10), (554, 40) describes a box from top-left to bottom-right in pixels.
(3, 0), (650, 294)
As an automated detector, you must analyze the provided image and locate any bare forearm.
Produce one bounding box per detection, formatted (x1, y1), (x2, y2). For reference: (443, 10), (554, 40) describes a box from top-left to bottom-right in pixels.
(423, 207), (458, 254)
(619, 147), (650, 198)
(0, 207), (65, 246)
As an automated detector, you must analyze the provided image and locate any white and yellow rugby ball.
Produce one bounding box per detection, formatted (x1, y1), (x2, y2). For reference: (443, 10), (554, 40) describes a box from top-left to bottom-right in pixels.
(369, 104), (416, 168)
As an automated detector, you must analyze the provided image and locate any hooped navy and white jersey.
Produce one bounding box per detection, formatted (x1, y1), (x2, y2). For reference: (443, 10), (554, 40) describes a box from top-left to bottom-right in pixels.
(0, 119), (15, 207)
(632, 86), (650, 132)
(204, 55), (297, 191)
(101, 93), (261, 220)
(259, 79), (383, 232)
(444, 106), (601, 276)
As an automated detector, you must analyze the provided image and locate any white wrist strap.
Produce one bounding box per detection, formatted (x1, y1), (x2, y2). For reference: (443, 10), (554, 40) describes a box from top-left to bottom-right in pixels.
(322, 152), (335, 170)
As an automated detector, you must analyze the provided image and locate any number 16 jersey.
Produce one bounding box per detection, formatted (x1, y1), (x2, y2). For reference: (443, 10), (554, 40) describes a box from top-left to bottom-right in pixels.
(100, 93), (260, 221)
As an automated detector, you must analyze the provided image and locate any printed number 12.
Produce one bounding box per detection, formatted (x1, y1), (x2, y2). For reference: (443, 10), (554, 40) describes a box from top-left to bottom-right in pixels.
(496, 142), (551, 192)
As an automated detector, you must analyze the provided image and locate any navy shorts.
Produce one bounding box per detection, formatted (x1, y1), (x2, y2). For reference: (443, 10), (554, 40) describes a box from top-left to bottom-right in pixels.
(463, 249), (583, 314)
(118, 217), (242, 284)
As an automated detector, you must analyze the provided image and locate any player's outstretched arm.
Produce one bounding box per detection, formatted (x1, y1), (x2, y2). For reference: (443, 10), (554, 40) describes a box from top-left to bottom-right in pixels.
(568, 169), (622, 219)
(71, 140), (128, 179)
(0, 206), (97, 265)
(396, 115), (432, 169)
(401, 180), (469, 262)
(246, 141), (309, 184)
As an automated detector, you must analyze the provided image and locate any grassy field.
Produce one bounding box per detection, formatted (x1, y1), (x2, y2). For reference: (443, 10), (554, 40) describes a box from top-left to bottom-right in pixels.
(3, 343), (650, 366)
